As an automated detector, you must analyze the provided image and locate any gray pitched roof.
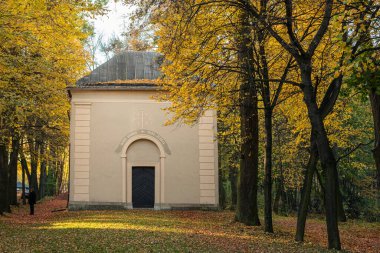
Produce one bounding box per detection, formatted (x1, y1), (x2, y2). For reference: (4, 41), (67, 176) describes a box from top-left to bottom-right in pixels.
(76, 51), (162, 86)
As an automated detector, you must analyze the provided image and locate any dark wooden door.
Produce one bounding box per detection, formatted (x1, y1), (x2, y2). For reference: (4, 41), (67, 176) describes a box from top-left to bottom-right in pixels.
(132, 167), (155, 208)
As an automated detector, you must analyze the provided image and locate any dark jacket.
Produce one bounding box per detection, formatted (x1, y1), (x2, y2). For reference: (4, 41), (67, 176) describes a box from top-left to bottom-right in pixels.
(29, 191), (36, 205)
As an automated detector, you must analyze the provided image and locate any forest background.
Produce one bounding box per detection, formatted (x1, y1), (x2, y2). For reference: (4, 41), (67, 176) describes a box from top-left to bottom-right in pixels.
(0, 0), (379, 251)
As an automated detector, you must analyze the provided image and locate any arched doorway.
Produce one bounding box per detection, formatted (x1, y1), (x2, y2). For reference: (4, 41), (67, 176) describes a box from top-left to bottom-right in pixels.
(127, 140), (159, 208)
(120, 132), (167, 209)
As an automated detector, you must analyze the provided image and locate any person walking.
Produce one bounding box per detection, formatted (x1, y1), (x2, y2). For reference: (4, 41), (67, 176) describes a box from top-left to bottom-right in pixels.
(28, 187), (36, 215)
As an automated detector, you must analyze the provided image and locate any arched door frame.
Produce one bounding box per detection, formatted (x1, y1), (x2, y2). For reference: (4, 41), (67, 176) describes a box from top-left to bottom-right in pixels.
(121, 133), (166, 210)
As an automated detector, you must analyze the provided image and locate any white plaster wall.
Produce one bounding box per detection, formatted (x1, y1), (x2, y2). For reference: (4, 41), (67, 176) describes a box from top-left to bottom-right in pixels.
(127, 140), (160, 163)
(70, 90), (204, 206)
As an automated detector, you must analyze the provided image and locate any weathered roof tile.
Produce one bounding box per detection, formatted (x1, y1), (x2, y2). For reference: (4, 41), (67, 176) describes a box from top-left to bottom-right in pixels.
(77, 51), (162, 86)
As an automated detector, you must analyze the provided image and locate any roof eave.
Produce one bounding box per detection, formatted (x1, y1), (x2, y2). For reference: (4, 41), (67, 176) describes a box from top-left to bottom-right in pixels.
(67, 86), (164, 92)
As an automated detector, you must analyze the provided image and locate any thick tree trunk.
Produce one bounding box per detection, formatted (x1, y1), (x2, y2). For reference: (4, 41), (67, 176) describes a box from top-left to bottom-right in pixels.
(0, 142), (10, 214)
(308, 104), (341, 250)
(295, 132), (346, 241)
(296, 135), (318, 242)
(264, 109), (274, 233)
(317, 161), (347, 222)
(235, 10), (260, 226)
(369, 88), (380, 205)
(8, 136), (19, 205)
(236, 91), (261, 225)
(236, 81), (261, 225)
(300, 63), (341, 250)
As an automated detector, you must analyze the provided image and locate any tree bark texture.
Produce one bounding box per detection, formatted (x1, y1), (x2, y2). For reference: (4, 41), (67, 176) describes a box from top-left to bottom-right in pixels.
(8, 136), (19, 205)
(264, 109), (274, 233)
(300, 62), (341, 250)
(28, 138), (39, 198)
(369, 88), (380, 205)
(235, 10), (260, 226)
(20, 150), (31, 185)
(236, 83), (261, 225)
(0, 142), (10, 214)
(296, 134), (318, 242)
(258, 29), (274, 232)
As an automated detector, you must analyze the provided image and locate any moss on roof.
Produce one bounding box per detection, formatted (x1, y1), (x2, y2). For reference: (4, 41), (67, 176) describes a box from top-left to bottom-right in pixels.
(77, 51), (161, 86)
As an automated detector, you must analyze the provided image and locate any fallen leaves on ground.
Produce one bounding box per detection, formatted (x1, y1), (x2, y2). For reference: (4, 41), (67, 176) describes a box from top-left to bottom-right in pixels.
(0, 196), (379, 252)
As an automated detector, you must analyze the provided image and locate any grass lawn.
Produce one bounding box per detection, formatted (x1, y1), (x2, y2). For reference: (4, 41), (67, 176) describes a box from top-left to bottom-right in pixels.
(0, 198), (379, 252)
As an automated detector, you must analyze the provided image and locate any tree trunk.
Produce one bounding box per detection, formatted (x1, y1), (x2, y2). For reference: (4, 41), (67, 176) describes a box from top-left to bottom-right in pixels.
(229, 165), (238, 209)
(218, 149), (226, 209)
(332, 144), (347, 222)
(39, 143), (47, 199)
(236, 88), (261, 225)
(334, 160), (346, 222)
(28, 138), (39, 198)
(235, 10), (260, 226)
(20, 146), (32, 206)
(20, 150), (31, 185)
(296, 135), (318, 242)
(315, 166), (326, 207)
(293, 191), (297, 211)
(22, 162), (26, 205)
(369, 88), (380, 206)
(0, 141), (10, 214)
(273, 179), (281, 214)
(264, 109), (274, 232)
(276, 161), (288, 214)
(300, 62), (341, 250)
(57, 160), (64, 195)
(257, 22), (274, 232)
(8, 136), (19, 205)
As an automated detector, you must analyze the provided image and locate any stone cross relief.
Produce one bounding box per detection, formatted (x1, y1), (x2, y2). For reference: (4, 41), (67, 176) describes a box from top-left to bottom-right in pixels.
(134, 111), (151, 129)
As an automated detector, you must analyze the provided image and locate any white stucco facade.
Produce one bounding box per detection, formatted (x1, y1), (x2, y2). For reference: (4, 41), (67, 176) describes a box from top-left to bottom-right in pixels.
(68, 88), (218, 210)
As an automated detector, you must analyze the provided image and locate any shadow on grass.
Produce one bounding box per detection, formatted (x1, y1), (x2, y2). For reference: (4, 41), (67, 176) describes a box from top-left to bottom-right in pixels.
(23, 214), (329, 252)
(0, 210), (337, 253)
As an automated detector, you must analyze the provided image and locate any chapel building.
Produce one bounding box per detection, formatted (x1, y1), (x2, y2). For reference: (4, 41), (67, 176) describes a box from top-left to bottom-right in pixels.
(67, 51), (218, 210)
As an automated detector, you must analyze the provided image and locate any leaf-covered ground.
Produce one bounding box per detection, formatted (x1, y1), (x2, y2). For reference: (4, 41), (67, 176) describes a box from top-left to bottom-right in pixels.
(0, 197), (379, 253)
